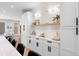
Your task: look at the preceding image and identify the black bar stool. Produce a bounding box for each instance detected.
[28,50,41,56]
[16,43,25,56]
[11,40,16,47]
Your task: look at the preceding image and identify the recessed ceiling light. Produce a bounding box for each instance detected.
[10,5,14,8]
[1,8,6,13]
[48,5,60,14]
[35,11,41,19]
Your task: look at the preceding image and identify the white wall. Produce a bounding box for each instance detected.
[32,3,60,39]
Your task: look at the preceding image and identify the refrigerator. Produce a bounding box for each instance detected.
[60,2,78,56]
[76,2,79,56]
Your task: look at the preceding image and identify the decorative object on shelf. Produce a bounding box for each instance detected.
[32,19,40,26]
[56,14,60,19]
[49,14,60,25]
[52,31,60,41]
[32,20,36,26]
[31,31,36,35]
[36,19,40,25]
[39,32,45,37]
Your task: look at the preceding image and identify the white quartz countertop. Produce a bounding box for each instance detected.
[0,35,21,56]
[29,35,60,44]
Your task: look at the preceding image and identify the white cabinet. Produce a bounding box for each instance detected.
[60,27,76,56]
[47,43,53,56]
[42,40,47,56]
[27,36,34,51]
[42,40,60,56]
[60,3,76,26]
[27,36,60,56]
[33,37,43,55]
[42,40,52,56]
[52,42,60,56]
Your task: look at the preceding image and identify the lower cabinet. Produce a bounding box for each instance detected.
[27,36,34,51]
[46,41,54,56]
[33,37,43,55]
[52,42,60,56]
[42,40,60,56]
[27,36,60,56]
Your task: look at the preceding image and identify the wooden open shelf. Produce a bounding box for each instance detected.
[31,22,60,27]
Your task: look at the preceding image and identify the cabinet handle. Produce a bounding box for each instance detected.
[47,41,52,43]
[36,38,39,40]
[76,27,78,35]
[76,17,78,26]
[29,40,31,44]
[36,42,39,47]
[48,46,51,52]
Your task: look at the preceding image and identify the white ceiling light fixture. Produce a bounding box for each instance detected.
[48,5,60,14]
[35,11,41,19]
[10,5,14,8]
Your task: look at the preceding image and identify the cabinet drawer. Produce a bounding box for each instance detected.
[33,38,43,55]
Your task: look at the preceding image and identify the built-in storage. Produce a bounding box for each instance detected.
[27,3,61,56]
[42,39,60,56]
[26,2,79,56]
[27,35,60,56]
[27,36,35,51]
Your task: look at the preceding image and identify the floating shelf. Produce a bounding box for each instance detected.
[31,22,60,27]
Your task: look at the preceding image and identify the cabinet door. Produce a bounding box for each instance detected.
[27,37,34,50]
[76,3,79,56]
[61,2,76,26]
[52,42,60,56]
[42,40,59,56]
[60,27,76,56]
[21,24,27,47]
[46,41,54,56]
[52,46,59,56]
[42,40,53,56]
[33,37,43,55]
[76,27,79,55]
[46,41,59,56]
[42,40,47,56]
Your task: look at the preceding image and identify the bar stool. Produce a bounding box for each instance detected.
[8,37,12,42]
[16,43,25,56]
[11,40,16,47]
[28,50,41,56]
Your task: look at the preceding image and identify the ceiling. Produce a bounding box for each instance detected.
[0,2,41,12]
[0,2,61,14]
